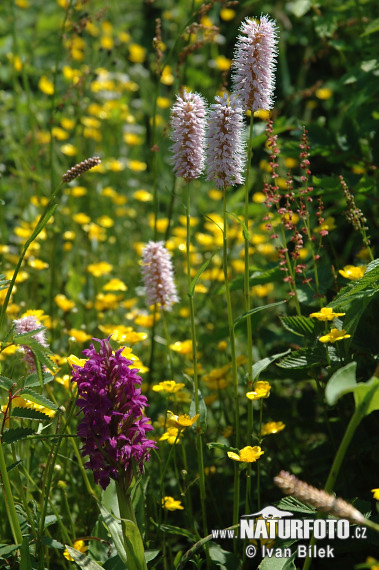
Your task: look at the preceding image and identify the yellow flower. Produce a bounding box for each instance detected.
[103,279,127,291]
[60,144,77,156]
[28,259,49,270]
[86,261,113,277]
[67,354,87,368]
[366,557,379,570]
[52,127,69,140]
[371,489,379,501]
[159,427,183,444]
[97,215,114,228]
[123,132,143,146]
[319,329,351,343]
[68,329,91,343]
[127,160,147,172]
[339,265,366,280]
[162,496,184,511]
[166,410,199,429]
[133,189,152,202]
[70,186,87,198]
[153,381,185,394]
[251,283,274,298]
[261,421,285,436]
[253,110,270,120]
[169,340,193,355]
[215,55,231,71]
[220,8,235,20]
[38,76,54,95]
[98,325,147,345]
[3,396,55,418]
[128,43,146,63]
[246,381,271,400]
[161,65,174,85]
[227,446,264,463]
[309,307,345,321]
[315,87,333,100]
[55,294,75,312]
[63,540,88,561]
[100,36,114,50]
[94,293,122,311]
[314,216,336,233]
[73,212,91,225]
[134,314,157,327]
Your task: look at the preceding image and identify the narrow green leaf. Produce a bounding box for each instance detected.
[280,316,315,337]
[156,523,196,541]
[14,328,46,343]
[234,301,286,329]
[0,544,21,557]
[64,546,104,569]
[189,251,217,296]
[226,211,250,240]
[2,427,35,444]
[252,350,291,381]
[100,505,126,564]
[122,519,146,569]
[18,388,58,411]
[20,537,32,570]
[41,536,65,549]
[189,388,207,431]
[353,377,379,417]
[6,460,22,473]
[11,407,52,421]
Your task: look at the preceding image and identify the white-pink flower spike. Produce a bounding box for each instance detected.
[232,15,279,112]
[141,241,179,311]
[170,90,207,181]
[206,94,246,189]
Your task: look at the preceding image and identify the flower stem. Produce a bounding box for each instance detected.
[116,478,148,570]
[244,115,254,390]
[0,441,23,546]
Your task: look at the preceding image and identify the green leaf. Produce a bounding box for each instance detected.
[189,387,207,431]
[2,427,35,444]
[14,328,46,343]
[233,301,286,329]
[18,388,58,411]
[325,362,379,416]
[0,375,14,391]
[226,211,250,240]
[100,505,126,564]
[353,377,379,416]
[225,265,283,293]
[329,258,379,309]
[122,519,147,570]
[64,546,104,569]
[11,407,52,421]
[189,251,217,296]
[24,372,54,388]
[156,523,196,542]
[252,350,291,381]
[259,550,297,569]
[208,542,242,569]
[280,316,315,337]
[7,460,22,473]
[0,543,21,558]
[277,347,326,369]
[20,537,32,570]
[207,442,232,453]
[41,536,65,549]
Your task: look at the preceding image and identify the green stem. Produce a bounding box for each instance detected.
[186,182,208,538]
[162,311,174,379]
[116,478,148,570]
[244,116,254,389]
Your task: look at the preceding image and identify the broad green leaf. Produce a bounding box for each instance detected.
[0,375,14,391]
[11,407,52,421]
[259,548,297,569]
[277,347,326,369]
[0,544,21,557]
[2,427,35,444]
[64,546,104,569]
[100,505,126,564]
[286,0,311,18]
[18,388,58,411]
[41,537,65,549]
[24,372,54,388]
[145,549,160,563]
[353,377,379,417]
[122,519,146,570]
[208,542,242,569]
[280,316,316,337]
[189,251,217,296]
[325,362,379,416]
[252,350,291,381]
[234,301,286,329]
[103,555,126,570]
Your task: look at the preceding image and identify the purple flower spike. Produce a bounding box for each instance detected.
[170,90,207,181]
[232,15,279,112]
[141,241,179,311]
[71,338,156,490]
[206,94,246,189]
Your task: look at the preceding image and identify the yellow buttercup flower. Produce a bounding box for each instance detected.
[227,446,264,463]
[63,540,88,561]
[319,329,351,343]
[54,294,75,312]
[246,381,271,400]
[339,265,366,280]
[68,329,91,343]
[169,340,193,355]
[166,410,199,429]
[67,355,87,368]
[371,489,379,501]
[153,381,185,394]
[133,189,152,202]
[38,76,54,95]
[98,324,147,345]
[162,496,184,511]
[86,261,113,277]
[309,307,345,321]
[261,421,285,436]
[159,427,183,444]
[103,279,127,291]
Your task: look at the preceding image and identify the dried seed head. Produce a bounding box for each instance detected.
[62,156,101,183]
[274,470,366,525]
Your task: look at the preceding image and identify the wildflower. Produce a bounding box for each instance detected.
[141,241,179,311]
[159,427,183,444]
[309,307,345,321]
[68,329,92,343]
[169,340,193,355]
[319,329,351,343]
[231,15,278,111]
[166,410,199,429]
[339,265,366,280]
[206,94,245,188]
[63,540,88,561]
[86,261,113,277]
[103,278,127,291]
[371,489,379,500]
[13,314,49,371]
[274,471,366,525]
[227,446,264,463]
[38,76,54,95]
[54,294,75,312]
[162,496,184,511]
[67,355,87,368]
[261,421,285,436]
[152,381,185,394]
[133,189,152,202]
[170,90,207,181]
[246,381,271,400]
[71,338,156,489]
[62,156,101,183]
[98,325,147,345]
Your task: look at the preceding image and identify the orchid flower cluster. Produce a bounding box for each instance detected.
[170,15,278,189]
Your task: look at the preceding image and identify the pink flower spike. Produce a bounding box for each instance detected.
[232,15,279,112]
[206,94,246,189]
[170,90,207,181]
[141,241,179,311]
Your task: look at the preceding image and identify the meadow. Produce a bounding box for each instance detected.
[0,0,378,568]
